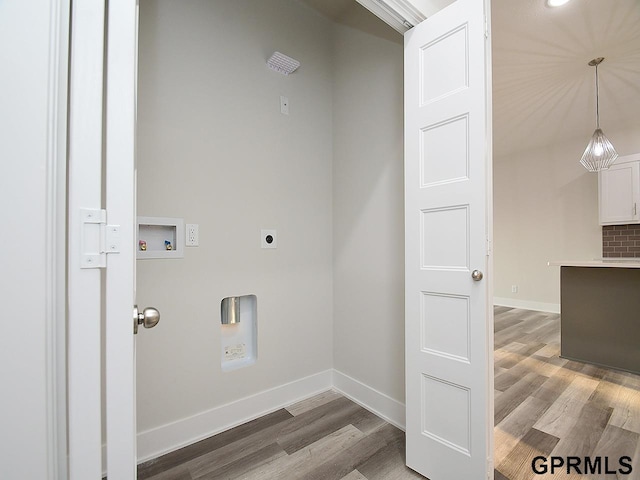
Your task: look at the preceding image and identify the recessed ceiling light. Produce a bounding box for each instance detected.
[547,0,572,6]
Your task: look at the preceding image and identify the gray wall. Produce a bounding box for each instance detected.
[135,0,405,439]
[494,127,640,311]
[136,0,335,433]
[332,22,405,403]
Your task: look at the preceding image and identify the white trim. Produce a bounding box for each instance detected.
[135,370,333,463]
[355,0,453,33]
[67,0,105,478]
[46,0,70,478]
[484,0,495,474]
[105,0,138,478]
[332,370,406,431]
[356,0,423,33]
[493,297,560,314]
[127,369,408,467]
[607,152,640,166]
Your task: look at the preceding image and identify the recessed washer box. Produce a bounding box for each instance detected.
[137,216,184,259]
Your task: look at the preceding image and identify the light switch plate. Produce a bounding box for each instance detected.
[261,229,277,249]
[280,96,289,115]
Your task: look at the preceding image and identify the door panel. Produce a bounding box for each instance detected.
[67,0,106,477]
[405,0,493,478]
[105,0,138,478]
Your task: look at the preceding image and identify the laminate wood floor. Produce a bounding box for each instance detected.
[136,306,640,480]
[494,306,640,480]
[137,390,423,480]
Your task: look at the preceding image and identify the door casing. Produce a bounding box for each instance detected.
[64,1,494,478]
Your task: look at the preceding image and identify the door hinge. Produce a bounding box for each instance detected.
[484,15,489,39]
[80,208,121,269]
[486,235,492,256]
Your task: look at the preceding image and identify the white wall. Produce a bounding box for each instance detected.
[494,127,640,311]
[332,23,405,403]
[136,0,334,436]
[0,1,68,478]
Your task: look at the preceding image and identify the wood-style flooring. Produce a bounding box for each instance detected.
[136,306,640,480]
[494,306,640,480]
[137,390,423,480]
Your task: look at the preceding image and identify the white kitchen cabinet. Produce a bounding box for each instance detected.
[599,153,640,225]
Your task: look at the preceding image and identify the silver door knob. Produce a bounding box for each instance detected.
[133,305,160,334]
[471,270,483,281]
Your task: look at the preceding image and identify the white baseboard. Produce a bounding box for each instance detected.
[136,369,333,463]
[494,297,560,314]
[332,369,406,431]
[102,368,407,472]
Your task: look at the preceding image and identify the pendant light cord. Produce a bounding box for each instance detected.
[595,63,600,129]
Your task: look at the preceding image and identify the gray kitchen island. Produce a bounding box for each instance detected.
[549,260,640,375]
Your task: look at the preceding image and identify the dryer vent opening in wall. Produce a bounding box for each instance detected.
[220,295,257,372]
[267,52,300,75]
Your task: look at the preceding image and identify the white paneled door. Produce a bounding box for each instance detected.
[105,1,139,479]
[404,0,493,479]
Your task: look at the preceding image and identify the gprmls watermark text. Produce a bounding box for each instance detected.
[532,456,633,475]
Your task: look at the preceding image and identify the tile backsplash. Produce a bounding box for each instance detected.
[602,224,640,258]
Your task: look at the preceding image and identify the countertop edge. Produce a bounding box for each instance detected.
[548,260,640,268]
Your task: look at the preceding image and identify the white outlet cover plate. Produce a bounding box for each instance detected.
[186,223,199,246]
[261,229,277,249]
[280,96,289,115]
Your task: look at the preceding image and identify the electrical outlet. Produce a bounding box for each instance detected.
[511,285,518,293]
[261,229,277,249]
[186,224,199,246]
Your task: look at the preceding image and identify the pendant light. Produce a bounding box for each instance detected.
[580,57,618,172]
[547,0,572,6]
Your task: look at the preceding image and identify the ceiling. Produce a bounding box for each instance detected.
[491,0,640,157]
[298,0,640,158]
[297,0,404,43]
[297,0,354,21]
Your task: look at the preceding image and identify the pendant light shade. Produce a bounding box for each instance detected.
[580,128,618,172]
[580,57,618,172]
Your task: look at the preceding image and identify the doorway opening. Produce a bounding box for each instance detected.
[491,0,640,477]
[133,0,408,469]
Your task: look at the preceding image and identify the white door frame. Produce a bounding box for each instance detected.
[67,0,139,478]
[50,2,72,477]
[1,1,70,478]
[104,0,139,478]
[67,0,107,478]
[65,0,494,477]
